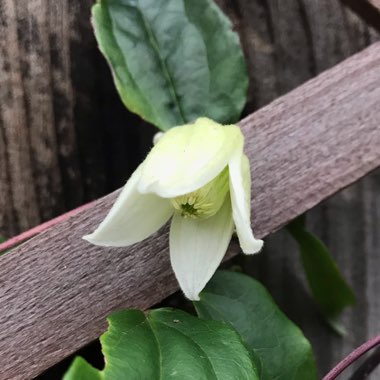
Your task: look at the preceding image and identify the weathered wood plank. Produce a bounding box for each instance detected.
[2,0,379,377]
[342,0,380,32]
[1,42,380,379]
[0,0,111,236]
[0,0,162,239]
[0,0,41,233]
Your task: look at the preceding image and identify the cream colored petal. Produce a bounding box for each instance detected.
[84,164,173,247]
[169,198,234,301]
[138,118,243,198]
[229,153,263,254]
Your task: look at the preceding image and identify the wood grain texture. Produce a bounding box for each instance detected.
[342,0,380,32]
[0,0,161,238]
[1,42,380,380]
[0,0,40,234]
[1,0,380,378]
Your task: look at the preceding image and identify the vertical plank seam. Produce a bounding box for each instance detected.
[6,0,41,229]
[0,115,16,235]
[297,0,317,77]
[258,0,280,97]
[18,0,43,224]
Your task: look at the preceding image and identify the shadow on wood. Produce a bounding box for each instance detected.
[342,0,380,32]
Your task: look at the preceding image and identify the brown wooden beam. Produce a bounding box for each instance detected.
[341,0,380,32]
[1,42,380,380]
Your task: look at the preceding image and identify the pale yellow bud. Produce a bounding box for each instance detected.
[84,117,263,301]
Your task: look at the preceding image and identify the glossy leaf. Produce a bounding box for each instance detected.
[288,220,356,320]
[195,270,318,380]
[182,0,248,124]
[64,357,102,380]
[92,0,248,130]
[64,308,259,379]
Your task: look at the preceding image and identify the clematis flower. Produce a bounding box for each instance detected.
[84,118,263,300]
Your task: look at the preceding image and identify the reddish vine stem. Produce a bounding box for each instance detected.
[0,201,97,254]
[323,335,380,380]
[349,347,380,380]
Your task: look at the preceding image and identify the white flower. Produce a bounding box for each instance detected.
[84,118,263,300]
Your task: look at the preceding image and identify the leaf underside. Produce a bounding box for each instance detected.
[288,220,356,321]
[92,0,248,130]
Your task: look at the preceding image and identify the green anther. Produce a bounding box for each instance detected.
[180,203,197,217]
[171,167,230,220]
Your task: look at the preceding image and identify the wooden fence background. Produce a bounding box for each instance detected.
[0,0,379,378]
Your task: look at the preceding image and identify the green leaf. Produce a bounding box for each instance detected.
[195,270,318,380]
[287,221,356,320]
[92,0,248,131]
[63,357,102,380]
[182,0,248,124]
[64,308,259,379]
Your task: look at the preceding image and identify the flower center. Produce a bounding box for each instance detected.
[171,167,229,220]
